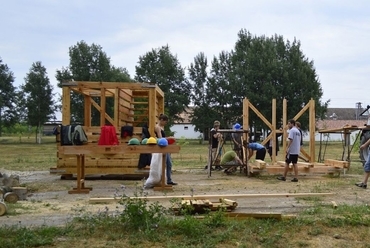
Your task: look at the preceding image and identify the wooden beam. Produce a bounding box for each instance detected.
[248,102,273,130]
[60,144,181,155]
[100,88,106,126]
[89,192,334,203]
[84,95,91,127]
[62,87,71,125]
[90,98,115,126]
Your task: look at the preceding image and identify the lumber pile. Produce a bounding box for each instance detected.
[324,159,350,168]
[171,198,238,214]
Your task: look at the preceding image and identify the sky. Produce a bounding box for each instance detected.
[1,0,370,112]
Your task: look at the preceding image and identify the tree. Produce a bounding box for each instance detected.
[0,57,18,137]
[206,51,236,127]
[22,61,55,143]
[135,45,192,126]
[230,30,328,131]
[188,52,219,138]
[56,41,133,124]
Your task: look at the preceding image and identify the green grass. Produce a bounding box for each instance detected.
[1,136,370,247]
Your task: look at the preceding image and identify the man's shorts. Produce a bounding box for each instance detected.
[364,152,370,172]
[286,154,298,165]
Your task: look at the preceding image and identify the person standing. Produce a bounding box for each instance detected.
[355,138,370,189]
[206,120,223,170]
[277,119,301,182]
[266,128,283,159]
[155,114,177,185]
[231,123,243,159]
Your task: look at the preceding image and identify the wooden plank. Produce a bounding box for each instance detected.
[60,144,180,155]
[254,159,266,169]
[324,159,350,168]
[67,81,157,90]
[266,165,342,174]
[297,162,314,168]
[89,192,334,203]
[62,87,71,125]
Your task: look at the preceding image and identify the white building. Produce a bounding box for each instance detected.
[171,107,202,139]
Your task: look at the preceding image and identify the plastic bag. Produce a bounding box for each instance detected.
[144,153,162,188]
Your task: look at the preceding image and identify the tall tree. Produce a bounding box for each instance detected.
[231,29,328,130]
[56,41,133,124]
[0,57,18,137]
[188,53,218,137]
[207,51,235,127]
[135,45,192,126]
[22,61,55,143]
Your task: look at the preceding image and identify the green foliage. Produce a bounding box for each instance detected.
[135,45,192,126]
[0,57,18,136]
[21,61,56,133]
[56,40,133,124]
[118,186,168,231]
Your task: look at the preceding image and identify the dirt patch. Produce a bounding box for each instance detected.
[1,168,370,227]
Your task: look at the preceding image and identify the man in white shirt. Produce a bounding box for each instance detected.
[277,119,301,182]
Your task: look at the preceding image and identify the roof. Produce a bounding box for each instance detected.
[316,119,368,131]
[175,107,194,124]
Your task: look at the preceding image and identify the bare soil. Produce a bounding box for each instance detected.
[1,167,370,227]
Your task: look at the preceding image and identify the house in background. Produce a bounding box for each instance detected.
[314,106,369,142]
[171,107,202,139]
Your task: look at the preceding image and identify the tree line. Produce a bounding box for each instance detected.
[0,29,328,140]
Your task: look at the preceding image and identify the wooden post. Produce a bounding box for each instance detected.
[272,99,277,164]
[309,99,316,163]
[282,98,287,154]
[153,153,173,191]
[84,95,91,127]
[148,88,156,136]
[68,154,92,194]
[114,88,120,127]
[62,87,71,125]
[100,88,106,126]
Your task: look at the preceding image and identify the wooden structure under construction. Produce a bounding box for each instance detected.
[56,81,165,177]
[243,98,351,175]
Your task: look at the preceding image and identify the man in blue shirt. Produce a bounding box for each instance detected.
[243,140,267,161]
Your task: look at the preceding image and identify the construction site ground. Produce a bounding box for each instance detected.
[1,166,369,227]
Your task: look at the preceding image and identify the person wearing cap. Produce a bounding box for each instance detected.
[155,114,177,185]
[231,123,243,159]
[206,120,223,170]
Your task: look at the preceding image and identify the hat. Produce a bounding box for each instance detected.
[147,137,157,145]
[214,120,220,126]
[128,138,140,145]
[166,137,176,145]
[233,123,241,130]
[141,138,148,145]
[157,138,168,147]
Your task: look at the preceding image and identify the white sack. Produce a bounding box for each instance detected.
[144,153,163,188]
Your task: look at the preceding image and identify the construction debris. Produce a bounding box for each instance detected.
[171,198,238,214]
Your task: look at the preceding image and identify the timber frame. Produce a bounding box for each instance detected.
[243,98,349,175]
[55,81,165,177]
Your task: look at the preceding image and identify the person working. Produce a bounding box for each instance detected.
[155,114,177,185]
[355,137,370,189]
[221,150,243,174]
[266,128,283,159]
[206,120,223,170]
[277,119,301,182]
[244,140,267,161]
[231,123,243,158]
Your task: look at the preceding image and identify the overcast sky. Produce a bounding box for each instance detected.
[1,0,369,110]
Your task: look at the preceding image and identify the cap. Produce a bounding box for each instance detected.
[233,123,241,130]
